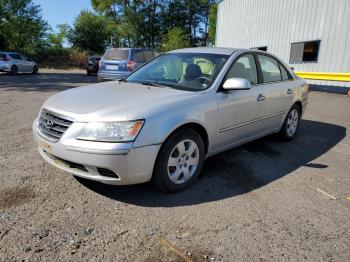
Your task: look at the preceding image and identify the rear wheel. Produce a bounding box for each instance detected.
[279,104,301,141]
[152,128,205,192]
[10,65,18,75]
[32,65,38,74]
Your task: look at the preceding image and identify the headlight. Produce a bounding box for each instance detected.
[76,120,144,142]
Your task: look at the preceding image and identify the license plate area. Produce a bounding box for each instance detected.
[106,65,119,70]
[40,141,52,154]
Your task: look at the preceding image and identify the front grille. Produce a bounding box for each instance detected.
[38,109,73,142]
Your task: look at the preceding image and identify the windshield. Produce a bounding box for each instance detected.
[126,53,229,91]
[103,49,129,61]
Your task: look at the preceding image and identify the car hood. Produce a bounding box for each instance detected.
[42,81,198,122]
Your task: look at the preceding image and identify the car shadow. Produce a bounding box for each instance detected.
[76,119,346,207]
[0,72,99,92]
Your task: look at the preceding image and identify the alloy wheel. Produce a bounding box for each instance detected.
[287,109,299,137]
[167,139,199,185]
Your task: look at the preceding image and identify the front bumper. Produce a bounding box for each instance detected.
[98,70,130,81]
[0,65,10,72]
[32,118,160,185]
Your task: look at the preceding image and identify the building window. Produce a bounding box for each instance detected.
[290,40,320,63]
[251,46,267,51]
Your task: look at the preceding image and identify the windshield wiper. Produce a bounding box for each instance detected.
[119,78,128,82]
[138,81,162,87]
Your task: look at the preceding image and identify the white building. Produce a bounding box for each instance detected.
[215,0,350,93]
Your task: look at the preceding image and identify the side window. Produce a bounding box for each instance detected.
[279,64,292,81]
[225,54,258,85]
[9,54,22,60]
[143,51,155,62]
[133,50,145,62]
[258,55,282,83]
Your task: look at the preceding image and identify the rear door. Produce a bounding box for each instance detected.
[9,53,25,72]
[216,53,266,149]
[256,54,295,131]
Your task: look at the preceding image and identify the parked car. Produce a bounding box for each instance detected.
[33,48,309,192]
[98,48,159,81]
[86,55,101,76]
[0,51,38,75]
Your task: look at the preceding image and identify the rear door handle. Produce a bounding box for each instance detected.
[257,94,265,101]
[287,88,293,94]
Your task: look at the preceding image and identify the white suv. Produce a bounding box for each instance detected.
[0,52,39,75]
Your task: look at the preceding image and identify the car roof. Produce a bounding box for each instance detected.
[168,47,240,55]
[107,48,155,51]
[0,51,21,55]
[167,47,278,56]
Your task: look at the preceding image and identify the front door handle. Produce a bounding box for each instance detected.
[287,88,293,94]
[257,94,265,101]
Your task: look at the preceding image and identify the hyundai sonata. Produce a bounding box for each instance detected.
[32,48,308,192]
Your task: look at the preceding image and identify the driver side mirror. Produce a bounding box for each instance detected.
[223,78,251,91]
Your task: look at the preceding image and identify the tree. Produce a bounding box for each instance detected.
[208,4,217,45]
[48,24,71,50]
[159,27,190,52]
[0,0,49,54]
[0,2,5,49]
[70,10,115,54]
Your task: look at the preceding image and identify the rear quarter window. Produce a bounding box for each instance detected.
[280,64,293,80]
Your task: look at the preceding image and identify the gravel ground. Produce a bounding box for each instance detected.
[0,70,350,262]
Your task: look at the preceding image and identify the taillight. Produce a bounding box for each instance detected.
[127,60,137,71]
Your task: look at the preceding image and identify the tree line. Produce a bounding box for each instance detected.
[0,0,218,58]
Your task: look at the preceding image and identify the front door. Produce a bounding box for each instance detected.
[215,54,266,150]
[20,55,33,72]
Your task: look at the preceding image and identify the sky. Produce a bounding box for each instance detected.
[33,0,94,32]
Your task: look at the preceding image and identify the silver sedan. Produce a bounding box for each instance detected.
[32,48,309,192]
[0,52,39,75]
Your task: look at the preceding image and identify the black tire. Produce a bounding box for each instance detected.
[10,65,18,75]
[32,65,39,74]
[152,128,205,192]
[279,104,301,141]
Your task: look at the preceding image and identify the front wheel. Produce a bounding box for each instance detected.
[279,104,301,141]
[152,128,205,192]
[32,65,38,74]
[10,65,18,75]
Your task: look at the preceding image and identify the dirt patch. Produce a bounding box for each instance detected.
[145,237,216,262]
[0,186,36,209]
